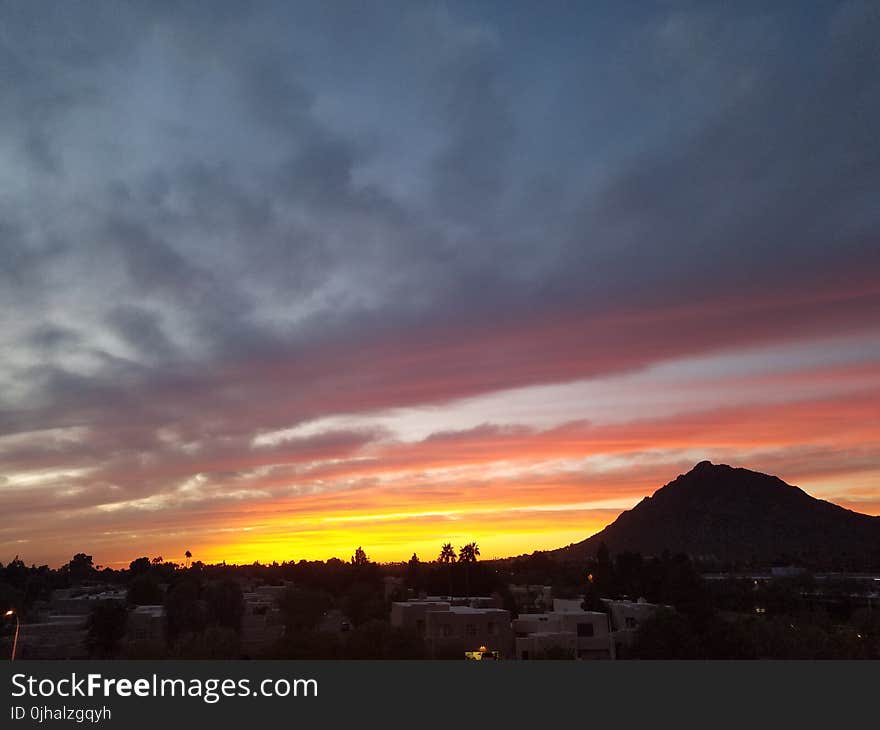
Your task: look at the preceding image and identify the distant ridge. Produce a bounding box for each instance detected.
[553,461,880,568]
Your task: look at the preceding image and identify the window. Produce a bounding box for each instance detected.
[465,623,477,636]
[625,617,637,629]
[577,622,595,637]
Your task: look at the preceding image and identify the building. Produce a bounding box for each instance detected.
[390,600,451,634]
[425,606,513,659]
[11,586,128,659]
[241,590,285,654]
[601,598,663,648]
[126,604,165,643]
[48,587,127,615]
[391,599,512,658]
[15,615,89,659]
[513,599,614,660]
[508,584,553,613]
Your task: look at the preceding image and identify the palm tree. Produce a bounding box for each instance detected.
[184,550,192,568]
[438,543,456,563]
[438,543,457,598]
[458,542,480,599]
[458,542,480,563]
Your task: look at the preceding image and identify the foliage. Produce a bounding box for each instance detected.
[342,581,386,627]
[171,626,240,659]
[277,587,333,632]
[66,553,95,584]
[458,542,480,563]
[204,579,244,633]
[270,630,342,659]
[164,576,207,642]
[86,601,129,658]
[351,547,370,566]
[438,543,457,564]
[345,619,425,659]
[127,573,164,606]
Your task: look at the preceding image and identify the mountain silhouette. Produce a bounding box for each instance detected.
[555,461,880,568]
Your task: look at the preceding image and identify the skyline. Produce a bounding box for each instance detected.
[2,1,879,567]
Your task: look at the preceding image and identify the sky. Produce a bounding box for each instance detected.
[1,1,879,568]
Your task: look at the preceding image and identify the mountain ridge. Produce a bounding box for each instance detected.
[551,461,880,568]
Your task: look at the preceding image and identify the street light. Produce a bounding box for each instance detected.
[4,609,19,661]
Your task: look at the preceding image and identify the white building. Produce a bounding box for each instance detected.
[601,598,663,647]
[390,600,451,634]
[513,599,614,660]
[508,584,553,613]
[391,599,512,658]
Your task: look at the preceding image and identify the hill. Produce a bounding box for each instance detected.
[554,461,880,568]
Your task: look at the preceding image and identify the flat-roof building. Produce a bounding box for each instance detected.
[513,599,613,660]
[391,599,512,658]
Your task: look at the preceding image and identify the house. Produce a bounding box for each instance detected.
[513,599,614,660]
[390,600,451,634]
[14,615,89,659]
[241,591,284,653]
[601,598,662,648]
[508,584,553,613]
[126,604,165,643]
[424,606,513,659]
[391,599,512,658]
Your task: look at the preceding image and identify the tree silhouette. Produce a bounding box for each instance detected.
[278,586,332,633]
[438,543,457,598]
[66,553,95,584]
[343,581,386,627]
[590,541,615,604]
[351,546,369,566]
[164,577,206,642]
[438,543,457,563]
[86,601,128,658]
[129,557,151,576]
[127,573,163,606]
[458,542,480,598]
[204,579,244,634]
[184,550,192,568]
[406,553,421,591]
[458,542,480,563]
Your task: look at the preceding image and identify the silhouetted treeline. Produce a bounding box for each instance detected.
[3,545,879,659]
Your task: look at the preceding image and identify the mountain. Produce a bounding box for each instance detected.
[554,461,880,568]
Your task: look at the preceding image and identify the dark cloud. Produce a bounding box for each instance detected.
[106,305,177,361]
[26,325,82,352]
[429,26,515,225]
